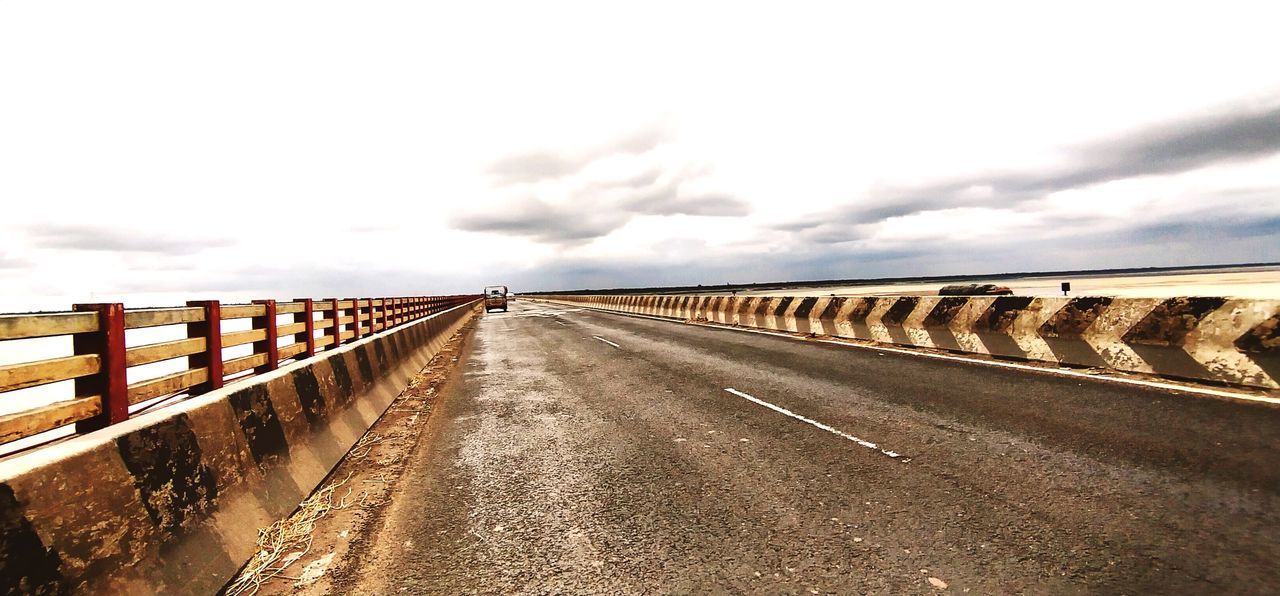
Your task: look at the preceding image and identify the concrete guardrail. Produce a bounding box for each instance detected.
[0,300,481,593]
[528,294,1279,390]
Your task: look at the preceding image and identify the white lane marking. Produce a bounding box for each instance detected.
[504,307,588,319]
[724,388,908,462]
[548,304,1279,406]
[592,335,621,348]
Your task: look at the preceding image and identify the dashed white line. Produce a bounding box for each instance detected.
[724,388,908,462]
[592,335,621,348]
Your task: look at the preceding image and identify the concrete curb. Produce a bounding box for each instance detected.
[0,301,481,594]
[530,294,1280,390]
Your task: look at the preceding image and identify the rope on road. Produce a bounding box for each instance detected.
[223,471,355,596]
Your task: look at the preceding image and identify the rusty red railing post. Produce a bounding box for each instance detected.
[72,303,128,432]
[252,299,278,373]
[349,298,363,341]
[187,300,224,393]
[294,298,316,357]
[324,298,343,349]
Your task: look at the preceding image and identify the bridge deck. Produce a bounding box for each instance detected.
[317,300,1280,594]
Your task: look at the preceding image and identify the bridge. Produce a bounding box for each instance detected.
[0,292,1277,593]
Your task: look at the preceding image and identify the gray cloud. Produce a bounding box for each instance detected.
[455,181,750,244]
[486,123,671,185]
[25,224,233,255]
[588,166,664,191]
[206,105,1273,295]
[0,254,31,270]
[462,130,750,245]
[486,152,584,186]
[620,172,750,217]
[453,198,631,243]
[1121,212,1280,244]
[631,192,749,217]
[784,102,1280,228]
[517,209,1280,293]
[1058,104,1280,187]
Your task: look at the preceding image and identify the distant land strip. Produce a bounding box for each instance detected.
[530,261,1280,296]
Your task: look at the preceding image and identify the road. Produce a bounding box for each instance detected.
[333,300,1280,594]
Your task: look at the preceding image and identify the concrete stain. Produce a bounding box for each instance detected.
[881,297,920,326]
[115,414,218,534]
[845,298,876,323]
[373,340,389,373]
[354,346,376,385]
[772,297,794,317]
[0,483,66,595]
[1235,313,1280,380]
[228,385,291,469]
[291,368,328,429]
[329,355,355,399]
[1039,297,1113,337]
[923,297,969,327]
[793,297,818,320]
[1123,297,1228,347]
[976,297,1035,333]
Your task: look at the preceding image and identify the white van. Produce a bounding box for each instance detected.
[484,286,509,312]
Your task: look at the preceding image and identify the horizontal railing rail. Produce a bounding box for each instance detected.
[0,294,479,451]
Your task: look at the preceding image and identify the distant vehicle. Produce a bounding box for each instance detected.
[938,283,1013,296]
[484,286,509,312]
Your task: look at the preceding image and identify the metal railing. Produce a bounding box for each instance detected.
[0,295,478,451]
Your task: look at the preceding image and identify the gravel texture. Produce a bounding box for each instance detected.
[321,301,1280,594]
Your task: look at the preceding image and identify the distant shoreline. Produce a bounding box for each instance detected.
[530,261,1280,296]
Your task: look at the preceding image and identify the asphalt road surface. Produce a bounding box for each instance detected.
[337,300,1280,594]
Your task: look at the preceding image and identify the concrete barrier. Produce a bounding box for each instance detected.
[0,301,480,594]
[530,294,1280,390]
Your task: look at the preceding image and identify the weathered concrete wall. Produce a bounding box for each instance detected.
[532,294,1280,390]
[0,301,481,594]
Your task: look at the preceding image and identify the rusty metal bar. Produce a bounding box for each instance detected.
[72,303,128,432]
[325,298,343,349]
[252,299,279,373]
[187,300,224,393]
[294,298,315,358]
[349,298,362,341]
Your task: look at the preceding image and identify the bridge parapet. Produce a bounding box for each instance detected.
[528,294,1280,390]
[0,296,481,593]
[0,295,477,453]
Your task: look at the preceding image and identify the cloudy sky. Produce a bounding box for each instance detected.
[2,1,1279,308]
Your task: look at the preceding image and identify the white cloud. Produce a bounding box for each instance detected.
[1,0,1279,304]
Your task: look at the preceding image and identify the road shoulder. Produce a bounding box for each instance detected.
[222,317,477,595]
